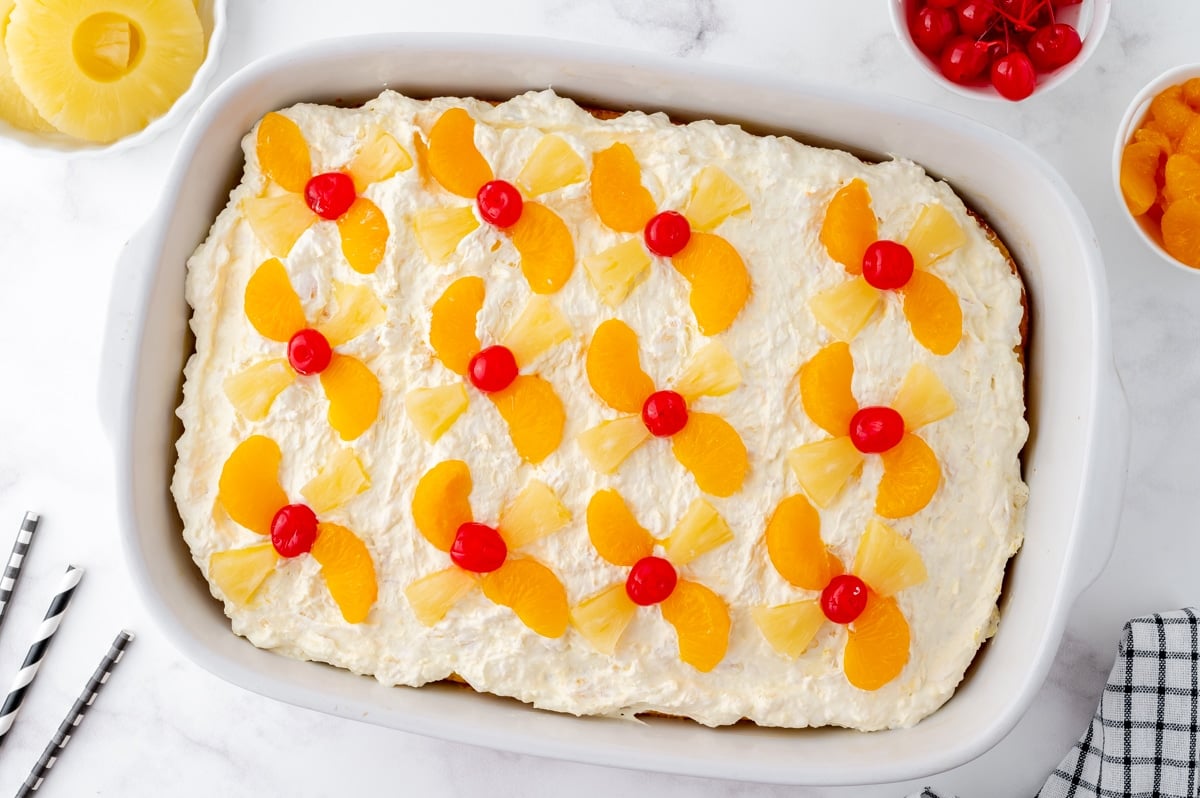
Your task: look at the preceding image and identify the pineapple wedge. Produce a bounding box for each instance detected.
[300,448,370,515]
[571,583,638,655]
[500,296,571,368]
[673,341,741,401]
[583,239,652,306]
[753,601,826,659]
[787,436,864,508]
[663,499,732,566]
[412,205,479,263]
[346,126,412,192]
[683,166,750,231]
[890,363,955,431]
[516,134,587,197]
[904,204,966,270]
[578,416,650,474]
[498,480,571,550]
[223,359,294,421]
[809,276,882,342]
[209,544,280,606]
[316,282,386,348]
[852,520,927,597]
[405,567,478,626]
[404,384,469,443]
[243,194,317,258]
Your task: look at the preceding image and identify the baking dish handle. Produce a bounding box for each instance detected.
[1067,365,1130,599]
[97,222,156,444]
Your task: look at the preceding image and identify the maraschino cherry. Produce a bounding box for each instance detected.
[304,172,356,220]
[270,504,319,557]
[450,523,508,573]
[626,556,678,606]
[821,574,869,624]
[642,390,689,437]
[644,211,691,257]
[467,346,518,393]
[849,406,905,454]
[288,329,333,375]
[477,180,524,228]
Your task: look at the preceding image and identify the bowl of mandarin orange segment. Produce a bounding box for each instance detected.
[1116,64,1200,272]
[0,0,225,155]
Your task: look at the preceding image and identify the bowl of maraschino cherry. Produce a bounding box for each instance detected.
[889,0,1110,101]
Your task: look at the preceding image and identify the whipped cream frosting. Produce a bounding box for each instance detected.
[172,90,1028,731]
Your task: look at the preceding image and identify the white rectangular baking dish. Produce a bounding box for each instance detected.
[99,35,1129,785]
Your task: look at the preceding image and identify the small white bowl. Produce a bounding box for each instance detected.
[0,0,226,157]
[1112,63,1200,274]
[888,0,1110,102]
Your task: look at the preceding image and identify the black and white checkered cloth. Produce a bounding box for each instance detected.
[914,608,1200,798]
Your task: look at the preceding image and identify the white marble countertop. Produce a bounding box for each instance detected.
[0,1,1197,795]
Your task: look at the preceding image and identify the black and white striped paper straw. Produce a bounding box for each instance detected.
[0,565,84,746]
[17,631,133,796]
[0,512,41,637]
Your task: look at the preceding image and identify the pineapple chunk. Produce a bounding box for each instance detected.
[498,480,571,550]
[404,384,469,443]
[405,567,478,626]
[663,499,732,566]
[571,583,638,655]
[500,296,571,368]
[346,126,412,192]
[0,0,52,133]
[412,205,479,263]
[583,239,652,306]
[890,363,955,431]
[904,204,966,270]
[673,341,741,401]
[852,520,927,597]
[223,359,294,421]
[300,448,370,515]
[787,436,864,508]
[516,134,587,197]
[578,416,650,474]
[243,194,317,257]
[809,276,882,342]
[316,281,386,348]
[209,544,280,606]
[752,601,826,659]
[683,166,750,231]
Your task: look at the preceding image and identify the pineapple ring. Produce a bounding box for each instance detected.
[6,0,204,143]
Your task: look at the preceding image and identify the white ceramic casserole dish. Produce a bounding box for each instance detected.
[99,34,1128,786]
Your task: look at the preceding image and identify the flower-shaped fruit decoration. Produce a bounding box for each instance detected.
[405,460,570,637]
[578,319,747,498]
[405,276,570,464]
[585,144,751,335]
[223,258,382,441]
[788,342,955,518]
[752,493,927,690]
[208,435,378,624]
[811,178,967,355]
[243,113,411,274]
[410,108,581,294]
[571,490,733,672]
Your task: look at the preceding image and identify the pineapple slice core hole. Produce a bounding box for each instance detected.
[74,14,142,82]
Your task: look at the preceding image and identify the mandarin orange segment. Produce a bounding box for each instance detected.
[487,374,565,464]
[1150,85,1197,140]
[820,179,877,274]
[1121,141,1166,216]
[412,460,474,552]
[256,112,311,193]
[765,494,842,591]
[844,592,911,691]
[577,416,651,474]
[1185,78,1200,110]
[509,201,574,294]
[243,194,318,258]
[671,411,748,498]
[1134,126,1173,155]
[586,489,655,566]
[663,498,732,566]
[799,341,858,436]
[320,354,381,441]
[430,276,484,376]
[1164,154,1200,205]
[876,433,941,518]
[1162,198,1200,269]
[218,435,288,536]
[481,557,569,638]
[901,270,963,356]
[586,319,655,413]
[245,258,306,343]
[752,600,827,659]
[660,579,731,673]
[571,583,638,655]
[670,232,751,336]
[405,567,478,626]
[208,544,280,606]
[311,522,377,624]
[1180,118,1200,159]
[590,142,658,232]
[426,107,493,197]
[852,519,928,598]
[787,436,865,508]
[338,197,389,274]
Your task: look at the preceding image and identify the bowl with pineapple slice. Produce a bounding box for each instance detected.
[0,0,226,154]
